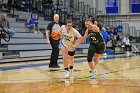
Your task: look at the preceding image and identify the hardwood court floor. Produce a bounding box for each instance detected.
[0,54,140,93]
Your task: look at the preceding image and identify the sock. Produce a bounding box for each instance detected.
[69,66,73,69]
[65,68,69,71]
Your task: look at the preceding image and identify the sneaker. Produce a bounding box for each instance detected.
[90,70,97,79]
[64,70,70,78]
[69,69,74,76]
[49,64,60,68]
[126,51,130,56]
[53,65,61,68]
[103,53,107,56]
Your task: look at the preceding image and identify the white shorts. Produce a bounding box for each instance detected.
[60,42,75,51]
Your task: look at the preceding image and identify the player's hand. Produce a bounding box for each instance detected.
[71,44,76,48]
[47,39,50,44]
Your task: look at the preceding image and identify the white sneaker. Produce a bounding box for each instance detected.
[64,70,70,78]
[90,70,97,79]
[104,53,107,56]
[126,51,130,56]
[69,69,74,76]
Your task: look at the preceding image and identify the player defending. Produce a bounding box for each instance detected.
[72,19,106,79]
[60,19,82,78]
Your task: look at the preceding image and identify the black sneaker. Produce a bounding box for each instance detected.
[49,64,54,68]
[53,65,60,68]
[49,64,60,68]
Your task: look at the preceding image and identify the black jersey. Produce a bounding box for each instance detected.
[88,30,104,44]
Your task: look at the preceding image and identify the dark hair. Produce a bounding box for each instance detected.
[65,19,72,25]
[84,19,91,22]
[92,18,97,24]
[72,24,76,28]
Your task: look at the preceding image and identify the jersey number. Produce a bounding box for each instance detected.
[91,36,97,41]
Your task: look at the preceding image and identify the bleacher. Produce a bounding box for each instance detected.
[0,11,89,62]
[0,0,90,62]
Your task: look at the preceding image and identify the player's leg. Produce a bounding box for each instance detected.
[94,53,101,65]
[68,51,75,76]
[89,53,102,79]
[61,48,69,68]
[87,49,97,78]
[94,43,106,65]
[61,47,70,78]
[87,48,95,70]
[91,43,106,79]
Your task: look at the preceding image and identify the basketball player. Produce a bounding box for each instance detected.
[60,19,82,78]
[72,19,106,79]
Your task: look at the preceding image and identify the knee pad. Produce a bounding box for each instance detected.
[68,51,75,56]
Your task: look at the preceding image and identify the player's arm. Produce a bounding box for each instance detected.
[92,25,100,32]
[83,29,89,40]
[72,29,89,47]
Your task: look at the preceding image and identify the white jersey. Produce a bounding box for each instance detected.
[60,25,81,51]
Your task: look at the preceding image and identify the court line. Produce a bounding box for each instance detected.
[0,55,139,87]
[54,66,140,80]
[0,56,140,86]
[1,66,140,87]
[0,55,139,71]
[100,63,139,87]
[23,55,140,87]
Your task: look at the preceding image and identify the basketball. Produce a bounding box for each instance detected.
[51,30,61,40]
